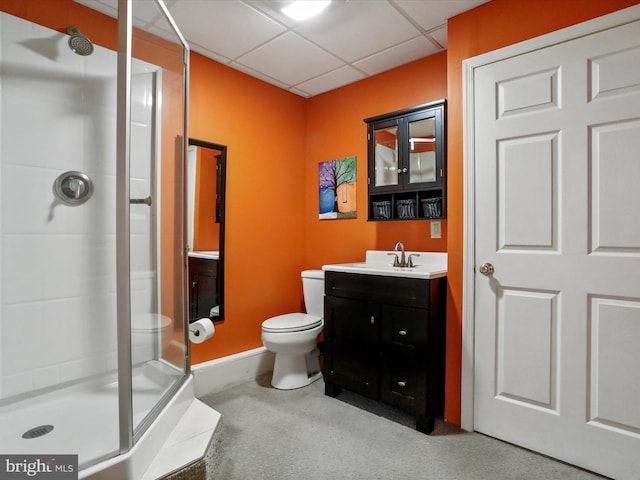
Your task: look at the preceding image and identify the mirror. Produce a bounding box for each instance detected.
[408,117,436,184]
[187,138,226,322]
[374,125,399,187]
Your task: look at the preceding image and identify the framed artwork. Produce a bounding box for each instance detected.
[319,156,356,219]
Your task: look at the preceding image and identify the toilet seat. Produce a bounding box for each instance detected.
[262,313,322,333]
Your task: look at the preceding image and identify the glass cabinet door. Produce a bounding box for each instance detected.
[408,116,437,185]
[373,122,399,188]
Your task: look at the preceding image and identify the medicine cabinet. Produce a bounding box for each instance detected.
[364,100,446,221]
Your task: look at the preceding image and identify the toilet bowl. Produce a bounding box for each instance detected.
[261,270,324,390]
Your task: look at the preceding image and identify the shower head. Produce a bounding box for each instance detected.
[67,26,94,56]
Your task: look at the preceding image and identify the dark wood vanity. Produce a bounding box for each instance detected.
[322,271,446,434]
[188,255,219,322]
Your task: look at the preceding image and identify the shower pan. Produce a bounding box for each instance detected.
[0,0,193,477]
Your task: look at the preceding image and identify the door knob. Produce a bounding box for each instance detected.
[479,263,494,276]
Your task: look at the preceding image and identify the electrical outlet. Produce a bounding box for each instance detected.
[431,220,441,239]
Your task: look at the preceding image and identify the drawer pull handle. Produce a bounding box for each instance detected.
[370,316,375,325]
[398,330,407,336]
[397,381,407,387]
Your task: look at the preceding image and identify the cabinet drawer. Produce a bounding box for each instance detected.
[325,271,430,309]
[380,354,427,411]
[382,304,428,347]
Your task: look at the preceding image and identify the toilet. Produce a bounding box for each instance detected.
[261,269,324,390]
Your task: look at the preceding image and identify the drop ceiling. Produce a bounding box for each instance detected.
[75,0,490,97]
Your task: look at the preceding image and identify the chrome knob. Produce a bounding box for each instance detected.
[53,171,93,206]
[479,263,494,276]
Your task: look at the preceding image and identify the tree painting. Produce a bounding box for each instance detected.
[319,156,356,219]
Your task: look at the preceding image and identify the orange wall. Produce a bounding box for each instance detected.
[193,146,219,251]
[304,52,449,270]
[445,0,640,425]
[188,52,308,363]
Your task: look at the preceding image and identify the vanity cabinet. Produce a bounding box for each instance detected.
[188,256,218,322]
[323,271,445,434]
[364,100,446,221]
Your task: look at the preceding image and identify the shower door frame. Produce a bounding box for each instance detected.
[115,0,191,454]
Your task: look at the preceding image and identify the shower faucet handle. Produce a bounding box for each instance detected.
[67,177,85,199]
[53,171,93,206]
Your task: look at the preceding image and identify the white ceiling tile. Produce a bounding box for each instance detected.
[244,0,305,28]
[190,45,232,66]
[74,0,490,97]
[167,0,286,59]
[429,25,447,49]
[295,65,366,96]
[394,0,491,30]
[75,0,164,25]
[353,36,441,76]
[228,61,292,90]
[295,1,420,62]
[236,31,343,86]
[289,87,313,98]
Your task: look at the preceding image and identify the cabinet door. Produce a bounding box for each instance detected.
[379,304,428,413]
[194,272,217,319]
[188,272,198,322]
[369,118,401,192]
[405,107,444,190]
[188,257,218,322]
[324,296,379,398]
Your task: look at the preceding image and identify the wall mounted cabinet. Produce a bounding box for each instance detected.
[365,100,446,221]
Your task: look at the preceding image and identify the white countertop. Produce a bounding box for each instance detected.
[188,251,219,260]
[322,250,447,279]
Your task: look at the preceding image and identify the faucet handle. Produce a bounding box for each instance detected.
[387,252,400,267]
[408,253,420,268]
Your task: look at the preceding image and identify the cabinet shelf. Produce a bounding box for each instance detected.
[369,191,443,221]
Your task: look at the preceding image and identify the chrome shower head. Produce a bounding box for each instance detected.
[67,26,94,56]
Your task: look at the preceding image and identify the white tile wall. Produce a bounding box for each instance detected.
[0,13,160,399]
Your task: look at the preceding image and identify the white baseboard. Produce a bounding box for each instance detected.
[191,347,275,398]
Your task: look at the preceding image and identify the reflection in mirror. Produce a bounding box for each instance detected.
[408,118,436,183]
[374,125,398,187]
[187,138,226,322]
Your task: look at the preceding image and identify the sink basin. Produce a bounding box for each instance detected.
[322,251,447,279]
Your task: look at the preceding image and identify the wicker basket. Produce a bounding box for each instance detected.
[420,197,442,218]
[371,200,391,220]
[395,199,416,219]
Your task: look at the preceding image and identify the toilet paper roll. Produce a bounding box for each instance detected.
[189,318,215,344]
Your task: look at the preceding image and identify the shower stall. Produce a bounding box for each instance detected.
[0,0,192,476]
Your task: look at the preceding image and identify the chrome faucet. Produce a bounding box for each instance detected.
[394,241,406,267]
[388,241,420,268]
[387,241,407,267]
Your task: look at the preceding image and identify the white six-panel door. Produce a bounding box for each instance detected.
[470,14,640,480]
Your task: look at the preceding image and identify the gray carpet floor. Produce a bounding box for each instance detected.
[200,375,604,480]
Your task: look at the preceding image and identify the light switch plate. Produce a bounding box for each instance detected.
[431,220,442,239]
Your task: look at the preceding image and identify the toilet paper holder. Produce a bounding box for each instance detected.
[189,318,215,343]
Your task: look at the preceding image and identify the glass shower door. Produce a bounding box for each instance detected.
[124,0,190,440]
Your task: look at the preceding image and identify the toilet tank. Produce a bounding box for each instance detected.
[301,269,325,318]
